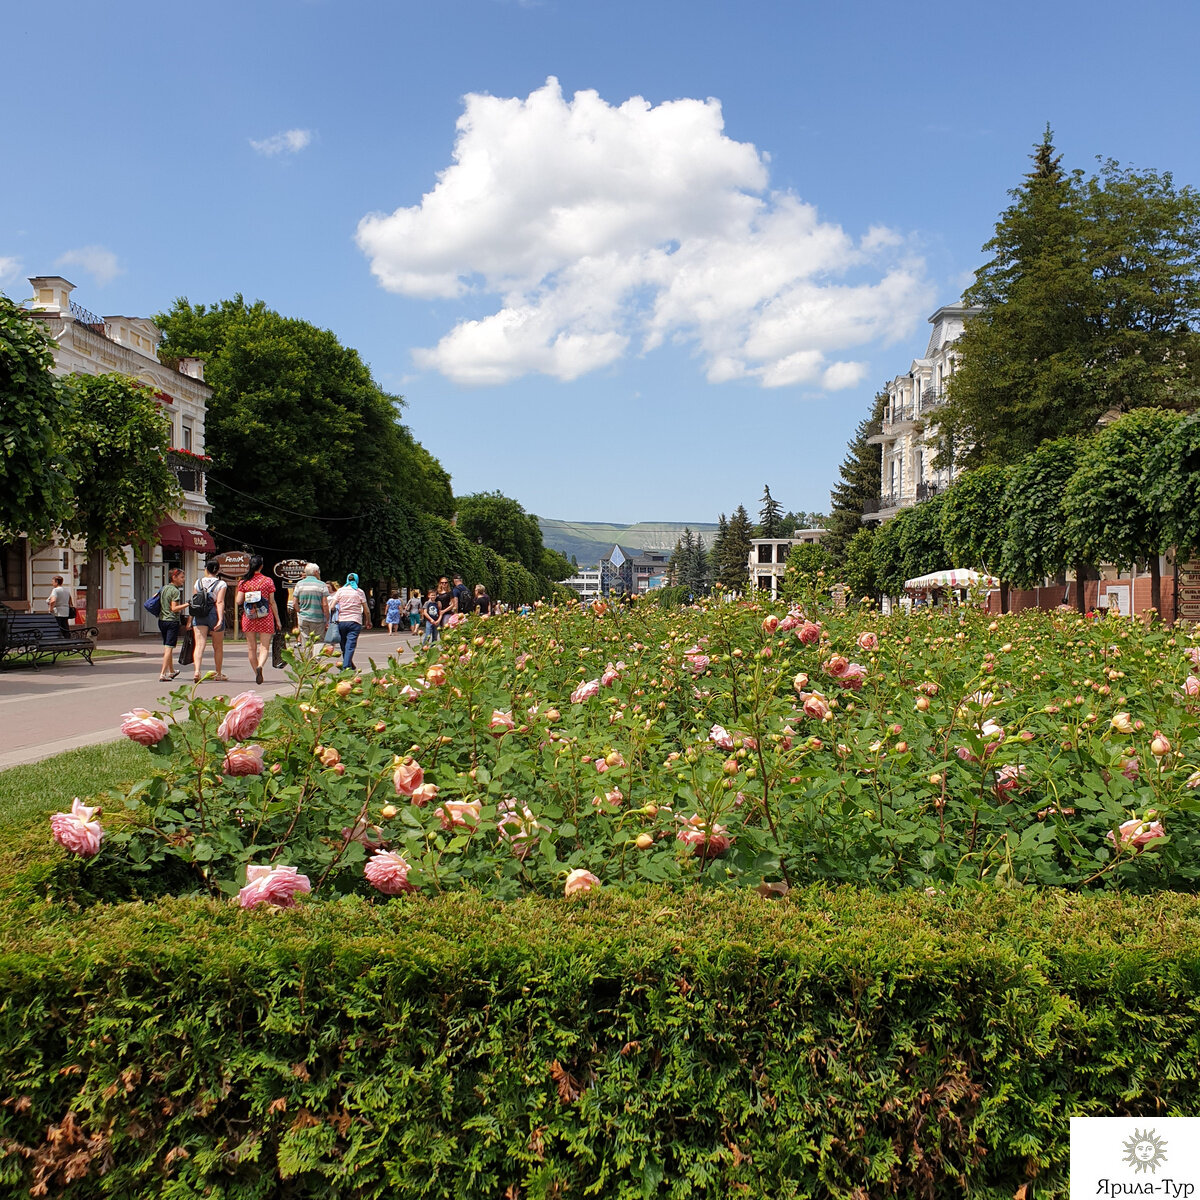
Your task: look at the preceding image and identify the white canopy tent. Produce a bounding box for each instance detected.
[904,569,1000,591]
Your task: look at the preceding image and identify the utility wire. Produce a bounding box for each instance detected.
[206,475,366,522]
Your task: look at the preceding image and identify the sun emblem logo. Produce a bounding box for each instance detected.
[1122,1128,1167,1173]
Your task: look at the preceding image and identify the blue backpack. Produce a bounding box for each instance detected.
[143,591,163,617]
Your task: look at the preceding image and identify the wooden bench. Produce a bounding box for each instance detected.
[0,610,96,668]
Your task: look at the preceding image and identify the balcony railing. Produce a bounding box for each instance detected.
[69,299,108,336]
[171,463,206,496]
[915,481,940,501]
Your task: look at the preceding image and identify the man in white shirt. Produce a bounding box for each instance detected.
[47,575,73,636]
[290,563,331,651]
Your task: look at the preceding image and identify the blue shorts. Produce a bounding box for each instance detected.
[159,619,181,646]
[192,610,222,629]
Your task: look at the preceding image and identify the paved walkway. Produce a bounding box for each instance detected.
[0,629,421,769]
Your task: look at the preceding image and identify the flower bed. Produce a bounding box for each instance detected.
[35,598,1200,905]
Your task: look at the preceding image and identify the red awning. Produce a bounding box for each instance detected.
[158,519,216,552]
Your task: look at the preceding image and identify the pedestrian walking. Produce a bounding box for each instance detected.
[421,587,440,644]
[331,572,371,670]
[290,563,330,649]
[157,567,188,681]
[189,560,228,681]
[451,574,473,616]
[385,590,403,634]
[46,575,73,637]
[408,592,422,634]
[236,554,281,685]
[473,583,492,616]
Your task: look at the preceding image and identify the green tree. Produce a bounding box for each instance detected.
[871,512,909,598]
[936,132,1200,468]
[898,493,950,586]
[710,513,729,582]
[60,374,181,626]
[669,528,710,596]
[718,505,753,591]
[1000,438,1083,603]
[455,491,543,574]
[1064,408,1184,614]
[780,542,828,603]
[757,485,785,538]
[155,297,453,565]
[0,296,71,541]
[540,546,573,583]
[839,526,878,603]
[825,392,886,563]
[940,464,1014,609]
[1147,409,1200,561]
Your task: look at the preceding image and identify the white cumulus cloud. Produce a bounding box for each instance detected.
[357,78,931,389]
[249,128,313,156]
[55,245,123,287]
[0,255,23,290]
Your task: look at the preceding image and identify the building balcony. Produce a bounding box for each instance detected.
[169,449,211,497]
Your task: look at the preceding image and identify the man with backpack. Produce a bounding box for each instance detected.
[188,559,228,681]
[451,574,474,617]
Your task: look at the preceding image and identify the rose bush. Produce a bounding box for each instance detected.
[50,596,1200,903]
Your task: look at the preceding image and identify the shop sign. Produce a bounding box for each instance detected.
[1179,560,1200,621]
[274,559,308,582]
[215,550,251,581]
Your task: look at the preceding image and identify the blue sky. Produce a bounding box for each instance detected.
[5,0,1200,524]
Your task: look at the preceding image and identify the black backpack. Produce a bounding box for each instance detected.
[188,579,216,620]
[453,583,474,614]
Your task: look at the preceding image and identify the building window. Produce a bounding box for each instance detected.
[778,545,789,561]
[757,576,772,591]
[1,540,28,602]
[757,544,772,563]
[182,423,193,452]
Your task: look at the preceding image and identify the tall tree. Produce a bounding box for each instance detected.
[155,297,453,564]
[839,526,878,603]
[710,513,729,582]
[59,374,181,627]
[935,132,1200,467]
[1063,409,1184,613]
[825,391,886,564]
[455,491,543,575]
[1148,409,1200,562]
[757,485,785,538]
[0,295,72,541]
[1000,438,1083,600]
[934,129,1093,467]
[718,505,753,591]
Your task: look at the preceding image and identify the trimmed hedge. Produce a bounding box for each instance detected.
[2,888,1199,1198]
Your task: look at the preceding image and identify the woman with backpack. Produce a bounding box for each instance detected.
[331,572,371,670]
[235,554,281,684]
[189,560,228,682]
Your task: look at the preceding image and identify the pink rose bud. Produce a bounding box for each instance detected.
[762,615,779,634]
[223,744,265,776]
[1151,733,1171,757]
[120,708,169,746]
[425,664,447,686]
[393,757,425,795]
[564,868,601,897]
[50,798,104,857]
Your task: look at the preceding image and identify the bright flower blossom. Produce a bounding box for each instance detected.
[237,864,311,909]
[802,694,829,720]
[856,631,878,651]
[1107,817,1165,853]
[364,850,416,895]
[425,664,447,686]
[564,868,600,897]
[393,757,424,795]
[825,655,849,679]
[223,744,265,776]
[1111,712,1134,734]
[709,724,734,751]
[120,708,169,746]
[797,621,821,645]
[489,709,516,736]
[1184,675,1200,697]
[50,799,104,857]
[410,782,440,806]
[762,615,779,634]
[571,678,600,704]
[676,813,732,857]
[218,691,265,742]
[438,798,482,830]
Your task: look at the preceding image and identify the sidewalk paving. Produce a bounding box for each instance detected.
[0,629,421,770]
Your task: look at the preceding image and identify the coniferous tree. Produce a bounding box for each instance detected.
[825,391,886,564]
[758,485,784,538]
[711,513,729,579]
[719,505,753,591]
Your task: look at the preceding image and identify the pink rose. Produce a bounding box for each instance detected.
[399,684,423,703]
[411,782,439,806]
[676,813,732,858]
[1186,648,1200,668]
[237,864,311,909]
[425,664,447,686]
[803,695,829,720]
[709,724,734,751]
[601,661,625,688]
[761,615,779,634]
[223,744,265,776]
[438,799,481,830]
[1107,818,1165,852]
[120,708,169,746]
[50,798,104,857]
[825,655,849,679]
[564,868,600,897]
[489,709,515,736]
[857,631,878,651]
[797,621,821,645]
[364,850,416,895]
[838,662,867,690]
[1185,675,1200,697]
[393,757,425,795]
[1120,756,1141,781]
[686,654,710,675]
[571,678,600,704]
[594,758,608,774]
[498,801,544,858]
[218,691,265,742]
[994,763,1027,796]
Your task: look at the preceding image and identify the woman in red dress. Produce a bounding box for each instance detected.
[235,555,281,684]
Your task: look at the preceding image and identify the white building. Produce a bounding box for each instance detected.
[1,276,215,637]
[747,529,826,599]
[560,568,602,600]
[865,305,979,522]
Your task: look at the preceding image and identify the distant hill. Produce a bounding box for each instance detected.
[539,518,720,568]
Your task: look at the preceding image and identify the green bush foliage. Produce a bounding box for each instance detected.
[1,888,1197,1198]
